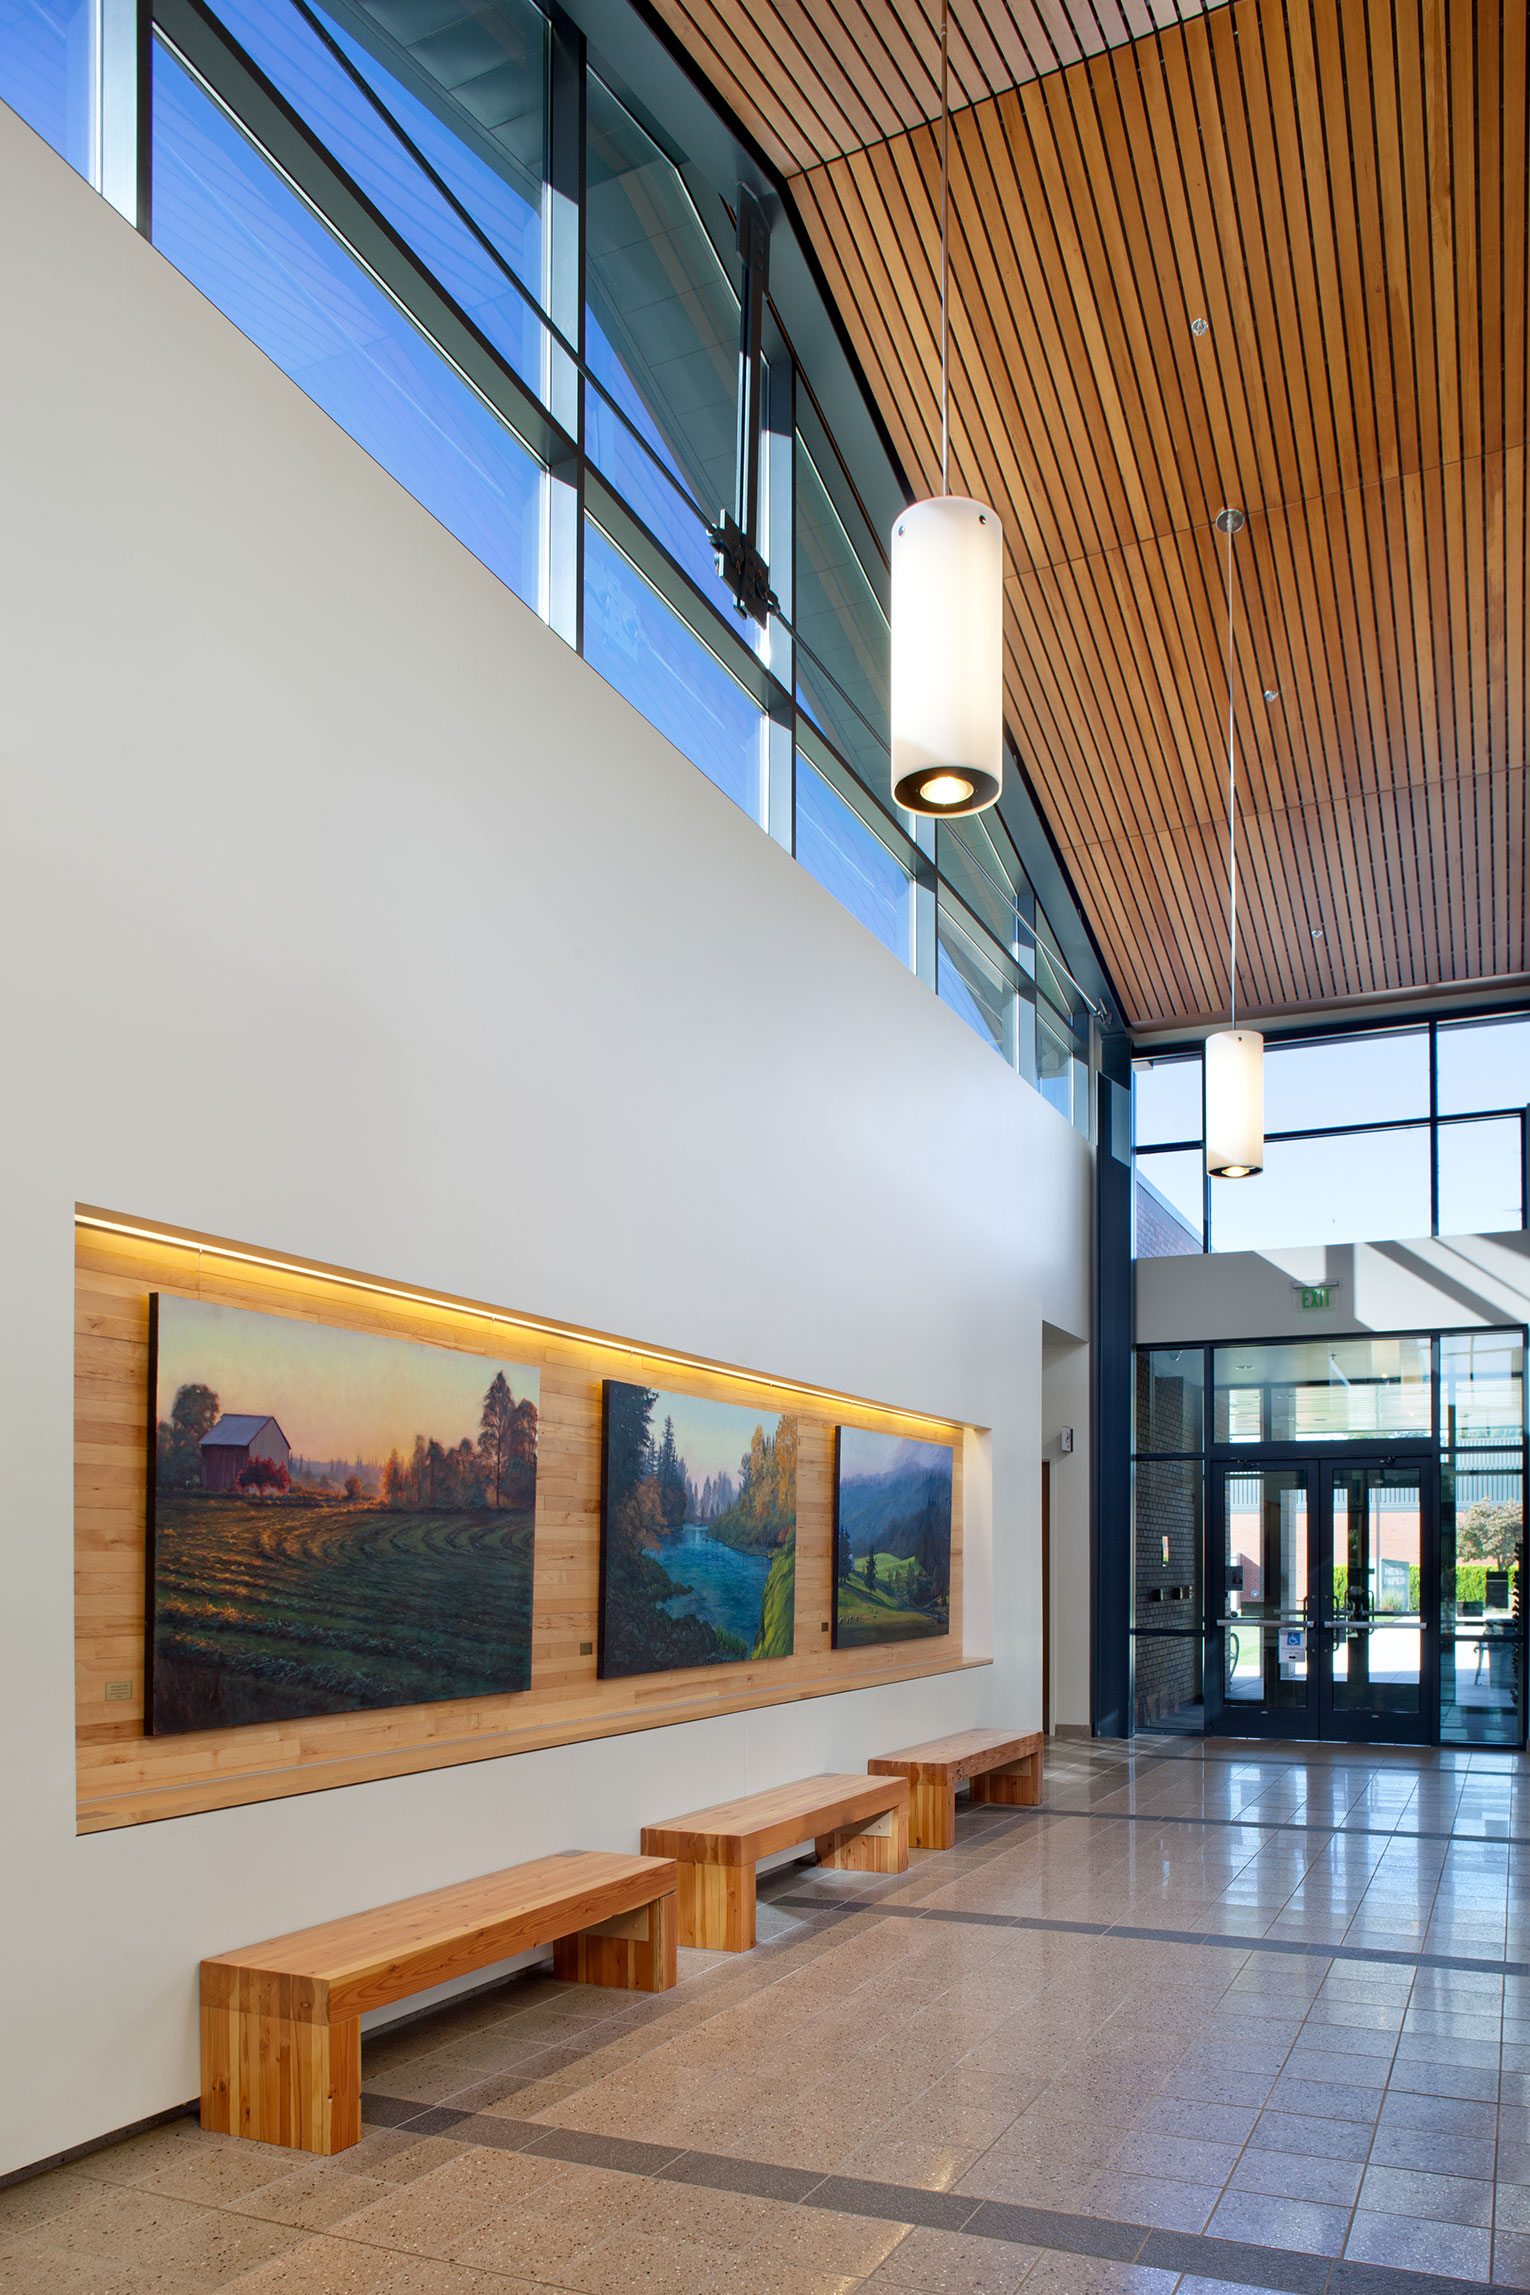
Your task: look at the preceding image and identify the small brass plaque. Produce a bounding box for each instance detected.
[105,1680,133,1702]
[579,1641,593,1656]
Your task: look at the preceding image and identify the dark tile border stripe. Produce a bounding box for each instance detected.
[358,2091,1496,2295]
[1096,1747,1525,1776]
[769,1891,1530,1977]
[1012,1804,1530,1849]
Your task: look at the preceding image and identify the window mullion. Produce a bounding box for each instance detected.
[1430,1017,1440,1236]
[153,0,568,473]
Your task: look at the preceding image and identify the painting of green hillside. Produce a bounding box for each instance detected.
[833,1427,952,1648]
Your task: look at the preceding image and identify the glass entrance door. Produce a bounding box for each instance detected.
[1319,1463,1431,1742]
[1207,1455,1435,1741]
[1212,1464,1318,1735]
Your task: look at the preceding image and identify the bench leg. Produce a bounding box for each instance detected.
[969,1750,1042,1808]
[675,1858,754,1951]
[905,1777,958,1852]
[201,1969,360,2155]
[552,1890,678,1991]
[815,1800,909,1875]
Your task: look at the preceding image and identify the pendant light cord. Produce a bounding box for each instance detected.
[1224,514,1238,1034]
[940,0,949,496]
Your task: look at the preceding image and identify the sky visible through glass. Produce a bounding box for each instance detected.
[1134,1015,1529,1253]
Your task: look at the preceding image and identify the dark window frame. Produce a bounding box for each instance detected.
[1131,1012,1530,1253]
[127,0,1098,1075]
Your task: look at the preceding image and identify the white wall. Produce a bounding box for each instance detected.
[0,111,1092,2177]
[1041,1331,1091,1731]
[1137,1232,1530,1346]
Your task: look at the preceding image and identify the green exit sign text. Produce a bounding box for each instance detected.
[1299,1284,1333,1311]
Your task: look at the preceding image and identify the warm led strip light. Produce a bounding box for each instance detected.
[75,1210,966,1437]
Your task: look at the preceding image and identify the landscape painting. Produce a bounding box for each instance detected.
[600,1381,796,1677]
[147,1295,539,1733]
[833,1427,953,1647]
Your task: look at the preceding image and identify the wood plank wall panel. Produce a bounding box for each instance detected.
[76,1221,971,1833]
[656,0,1527,1025]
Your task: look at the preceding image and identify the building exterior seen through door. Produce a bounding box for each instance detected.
[1206,1455,1435,1741]
[1130,1331,1527,1746]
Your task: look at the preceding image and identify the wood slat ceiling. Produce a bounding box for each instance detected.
[654,0,1528,1028]
[649,0,1232,176]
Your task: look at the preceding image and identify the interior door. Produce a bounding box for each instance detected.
[1317,1461,1432,1744]
[1207,1462,1318,1736]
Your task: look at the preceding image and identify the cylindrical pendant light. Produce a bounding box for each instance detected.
[889,0,1003,818]
[1206,1027,1263,1178]
[1205,506,1264,1179]
[891,497,1003,812]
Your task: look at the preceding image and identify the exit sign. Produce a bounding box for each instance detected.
[1299,1284,1333,1311]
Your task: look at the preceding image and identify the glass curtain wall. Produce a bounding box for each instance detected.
[1134,1013,1530,1257]
[1212,1337,1433,1445]
[2,0,1097,1121]
[1440,1331,1526,1745]
[1133,1331,1527,1745]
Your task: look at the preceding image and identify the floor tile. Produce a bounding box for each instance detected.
[1262,2077,1384,2125]
[1106,2137,1239,2186]
[1493,2230,1530,2289]
[1131,2101,1260,2146]
[1248,2110,1376,2163]
[0,2171,105,2240]
[744,2209,910,2276]
[554,2223,727,2293]
[230,2167,396,2231]
[208,2233,408,2291]
[863,2224,1035,2293]
[1226,2149,1364,2206]
[1086,2174,1218,2232]
[1005,2256,1178,2295]
[1203,2188,1351,2255]
[1369,2127,1498,2179]
[1359,2164,1495,2227]
[699,2257,863,2295]
[634,2183,788,2249]
[1379,2091,1500,2138]
[1344,2208,1493,2280]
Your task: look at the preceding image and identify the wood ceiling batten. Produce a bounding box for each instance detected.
[644,0,1235,171]
[663,0,1524,1022]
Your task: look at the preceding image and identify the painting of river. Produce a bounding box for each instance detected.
[654,1522,773,1640]
[599,1380,796,1677]
[147,1294,539,1733]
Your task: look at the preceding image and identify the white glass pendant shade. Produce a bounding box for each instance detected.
[1205,1028,1265,1177]
[890,494,1004,814]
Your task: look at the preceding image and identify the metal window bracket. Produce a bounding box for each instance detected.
[710,185,777,626]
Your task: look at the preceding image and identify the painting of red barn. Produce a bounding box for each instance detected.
[197,1414,292,1494]
[147,1294,539,1734]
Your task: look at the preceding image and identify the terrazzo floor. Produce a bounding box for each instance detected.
[7,1735,1530,2295]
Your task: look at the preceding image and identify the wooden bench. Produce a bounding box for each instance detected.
[868,1728,1043,1850]
[200,1849,677,2155]
[640,1772,909,1952]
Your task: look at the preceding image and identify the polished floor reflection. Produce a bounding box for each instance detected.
[5,1736,1530,2293]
